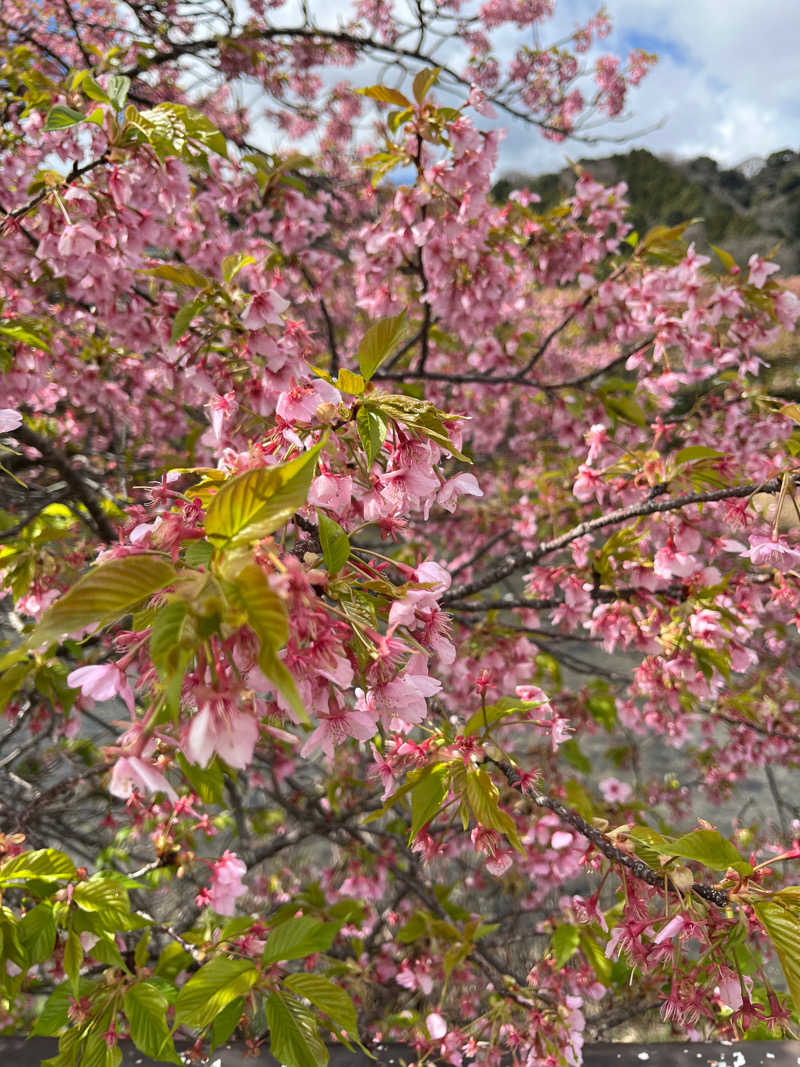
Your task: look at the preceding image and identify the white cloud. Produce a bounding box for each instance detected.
[496,0,800,174]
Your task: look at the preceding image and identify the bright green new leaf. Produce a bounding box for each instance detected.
[209,996,244,1051]
[667,829,752,874]
[107,75,131,110]
[18,903,57,965]
[0,848,76,884]
[44,105,86,131]
[32,978,95,1036]
[409,761,451,841]
[754,900,800,1013]
[63,929,82,989]
[221,253,256,285]
[266,991,328,1067]
[674,445,724,465]
[283,974,359,1039]
[335,368,365,396]
[227,563,289,650]
[317,511,350,575]
[0,322,52,353]
[357,311,407,381]
[174,957,258,1029]
[124,982,181,1064]
[171,296,206,342]
[204,440,323,544]
[356,406,387,466]
[551,924,580,969]
[262,915,338,964]
[357,85,411,109]
[464,697,538,737]
[258,646,310,726]
[464,767,524,853]
[19,554,176,652]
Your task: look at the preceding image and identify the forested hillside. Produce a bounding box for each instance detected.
[495,147,800,273]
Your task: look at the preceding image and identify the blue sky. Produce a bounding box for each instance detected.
[501,0,800,175]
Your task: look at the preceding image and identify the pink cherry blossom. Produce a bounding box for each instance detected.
[0,409,22,433]
[68,663,135,716]
[207,851,247,915]
[598,777,632,804]
[241,289,290,329]
[109,756,177,803]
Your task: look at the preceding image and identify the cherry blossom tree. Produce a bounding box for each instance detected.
[0,1,799,1065]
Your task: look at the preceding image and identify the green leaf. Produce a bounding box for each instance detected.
[464,767,523,853]
[409,762,451,841]
[227,563,289,650]
[262,916,338,964]
[170,296,206,342]
[258,646,309,726]
[551,924,580,968]
[602,393,647,428]
[204,441,323,544]
[107,75,131,110]
[317,512,350,576]
[73,72,110,103]
[124,982,181,1064]
[208,995,244,1051]
[357,85,411,109]
[334,368,365,396]
[0,848,76,884]
[20,555,176,652]
[667,829,752,874]
[283,974,359,1039]
[674,445,724,465]
[18,902,57,964]
[222,253,256,285]
[44,105,85,131]
[357,311,407,381]
[183,540,214,568]
[177,752,225,804]
[174,957,258,1029]
[64,929,82,989]
[412,67,440,105]
[141,264,210,288]
[32,979,94,1036]
[754,899,800,1013]
[150,601,197,681]
[266,991,328,1067]
[464,697,538,737]
[710,244,737,273]
[0,322,52,353]
[560,738,591,774]
[356,406,387,466]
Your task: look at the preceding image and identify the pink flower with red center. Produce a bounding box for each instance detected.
[241,289,289,329]
[471,825,512,876]
[276,378,340,423]
[300,698,377,759]
[598,777,632,804]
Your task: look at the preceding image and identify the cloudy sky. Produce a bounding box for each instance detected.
[246,0,799,177]
[501,0,800,175]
